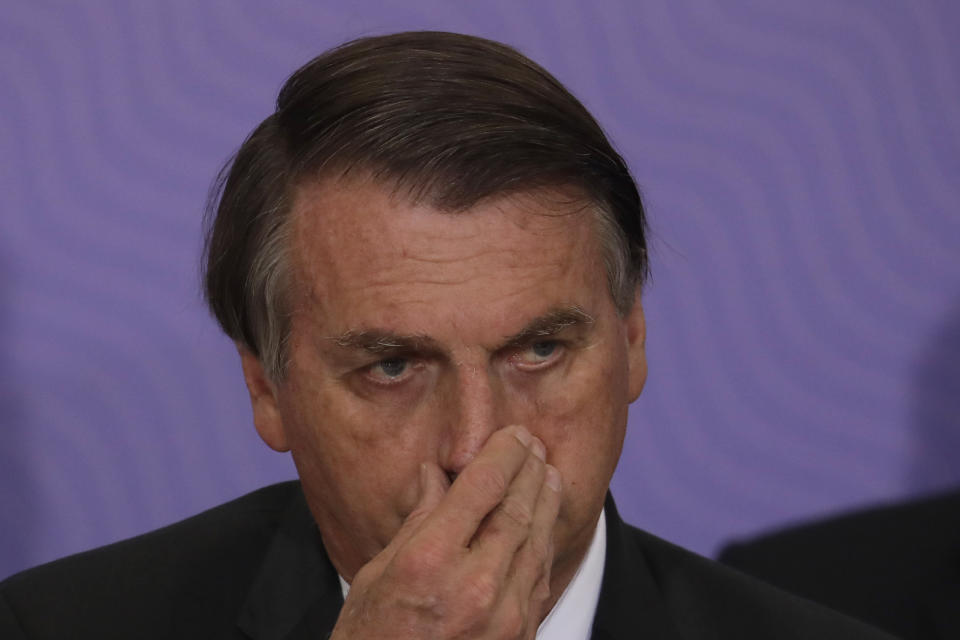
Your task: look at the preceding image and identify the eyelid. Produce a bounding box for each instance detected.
[511,340,565,371]
[361,356,422,387]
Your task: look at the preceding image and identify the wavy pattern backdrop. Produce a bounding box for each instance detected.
[1,0,958,578]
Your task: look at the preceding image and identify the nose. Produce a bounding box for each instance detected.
[440,364,507,476]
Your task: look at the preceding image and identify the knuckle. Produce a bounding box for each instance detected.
[526,534,551,562]
[490,427,516,445]
[394,538,446,580]
[497,603,526,639]
[463,461,508,502]
[533,578,551,603]
[532,562,552,600]
[464,571,500,613]
[497,495,534,529]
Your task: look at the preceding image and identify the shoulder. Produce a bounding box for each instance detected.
[716,490,960,639]
[610,519,895,639]
[720,489,960,569]
[0,481,302,639]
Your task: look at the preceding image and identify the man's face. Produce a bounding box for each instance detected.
[244,176,647,586]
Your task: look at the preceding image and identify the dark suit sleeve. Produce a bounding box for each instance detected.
[0,590,29,639]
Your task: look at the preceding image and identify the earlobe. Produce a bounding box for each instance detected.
[238,345,290,452]
[625,293,648,403]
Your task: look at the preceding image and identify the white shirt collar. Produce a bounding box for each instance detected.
[337,509,607,640]
[536,508,606,640]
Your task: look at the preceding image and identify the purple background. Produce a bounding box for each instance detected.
[2,1,958,579]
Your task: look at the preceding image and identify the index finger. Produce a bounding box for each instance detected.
[427,425,540,548]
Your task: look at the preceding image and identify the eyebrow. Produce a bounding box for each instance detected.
[330,330,437,354]
[328,305,594,355]
[500,306,594,349]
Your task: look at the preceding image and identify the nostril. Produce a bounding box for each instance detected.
[446,471,458,485]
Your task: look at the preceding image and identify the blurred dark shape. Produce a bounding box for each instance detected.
[908,299,960,493]
[718,297,960,639]
[718,489,960,640]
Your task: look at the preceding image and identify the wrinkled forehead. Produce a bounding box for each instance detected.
[285,174,606,310]
[289,173,600,257]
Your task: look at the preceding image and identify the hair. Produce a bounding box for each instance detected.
[203,31,649,382]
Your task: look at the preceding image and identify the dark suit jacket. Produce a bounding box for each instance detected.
[719,490,960,640]
[0,481,893,639]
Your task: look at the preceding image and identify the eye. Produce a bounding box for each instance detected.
[365,357,413,385]
[514,340,563,370]
[531,341,556,358]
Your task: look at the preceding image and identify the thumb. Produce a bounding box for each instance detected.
[414,461,449,517]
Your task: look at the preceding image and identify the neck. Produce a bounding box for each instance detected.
[536,508,606,626]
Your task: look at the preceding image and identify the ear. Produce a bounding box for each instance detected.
[238,345,290,452]
[625,291,648,403]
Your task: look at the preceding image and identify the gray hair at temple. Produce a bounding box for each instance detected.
[203,31,649,382]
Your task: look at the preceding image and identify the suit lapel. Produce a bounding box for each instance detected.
[236,487,343,640]
[591,495,684,640]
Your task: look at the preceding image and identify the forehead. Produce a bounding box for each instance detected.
[287,176,605,328]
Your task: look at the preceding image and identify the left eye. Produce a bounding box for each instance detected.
[515,341,562,368]
[376,358,408,377]
[365,357,413,384]
[531,341,556,358]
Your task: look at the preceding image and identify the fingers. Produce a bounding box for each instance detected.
[430,425,539,547]
[383,424,539,562]
[339,426,561,640]
[417,461,452,518]
[464,427,561,605]
[474,458,561,638]
[385,460,451,555]
[512,464,562,602]
[470,435,547,556]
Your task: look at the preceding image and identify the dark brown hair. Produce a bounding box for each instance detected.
[204,31,648,380]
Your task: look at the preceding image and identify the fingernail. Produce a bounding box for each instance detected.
[531,438,546,462]
[545,465,562,492]
[511,425,532,447]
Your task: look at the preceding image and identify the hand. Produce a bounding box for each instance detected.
[329,425,563,639]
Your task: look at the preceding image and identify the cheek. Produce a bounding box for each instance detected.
[540,344,628,526]
[525,346,628,473]
[278,375,432,525]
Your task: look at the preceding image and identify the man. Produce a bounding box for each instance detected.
[0,31,892,639]
[719,489,960,640]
